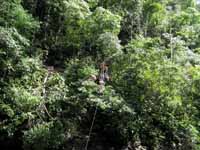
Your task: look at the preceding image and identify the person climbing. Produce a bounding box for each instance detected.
[98,62,109,93]
[89,61,110,93]
[85,62,110,150]
[99,62,110,82]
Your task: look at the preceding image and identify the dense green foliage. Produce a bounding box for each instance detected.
[0,0,200,150]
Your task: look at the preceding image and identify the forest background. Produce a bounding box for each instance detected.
[0,0,200,150]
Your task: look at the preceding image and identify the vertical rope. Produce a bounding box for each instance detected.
[170,28,173,64]
[85,105,98,150]
[85,61,108,150]
[169,27,174,105]
[40,71,53,119]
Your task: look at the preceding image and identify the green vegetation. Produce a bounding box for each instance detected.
[0,0,200,149]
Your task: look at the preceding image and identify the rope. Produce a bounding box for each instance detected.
[84,59,108,150]
[37,71,54,120]
[85,105,98,150]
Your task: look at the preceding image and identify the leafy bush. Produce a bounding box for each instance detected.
[23,122,66,150]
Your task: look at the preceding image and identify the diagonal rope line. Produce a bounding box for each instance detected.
[85,105,98,150]
[85,60,109,150]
